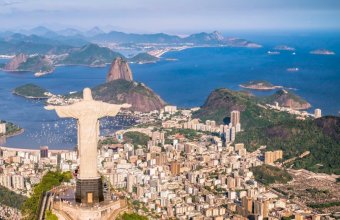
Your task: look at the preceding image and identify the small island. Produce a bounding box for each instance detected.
[274,45,295,51]
[310,49,335,55]
[240,80,283,90]
[13,84,50,99]
[128,52,159,64]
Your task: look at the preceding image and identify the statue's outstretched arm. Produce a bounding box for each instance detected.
[44,105,78,118]
[99,103,131,117]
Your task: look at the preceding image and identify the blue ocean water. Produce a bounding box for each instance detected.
[0,33,339,149]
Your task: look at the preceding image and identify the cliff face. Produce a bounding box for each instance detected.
[269,89,311,110]
[90,79,165,112]
[4,54,28,71]
[106,57,133,82]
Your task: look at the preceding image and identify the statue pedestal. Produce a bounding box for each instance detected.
[75,178,104,204]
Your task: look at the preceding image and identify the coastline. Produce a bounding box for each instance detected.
[0,145,72,153]
[1,128,24,139]
[12,91,48,99]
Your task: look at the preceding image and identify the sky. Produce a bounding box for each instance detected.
[0,0,339,34]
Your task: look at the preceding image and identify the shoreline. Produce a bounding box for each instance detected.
[0,145,72,153]
[12,91,48,99]
[1,128,24,139]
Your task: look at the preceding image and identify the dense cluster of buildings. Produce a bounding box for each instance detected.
[0,105,332,219]
[0,146,75,196]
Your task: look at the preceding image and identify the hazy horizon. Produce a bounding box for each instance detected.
[0,0,339,35]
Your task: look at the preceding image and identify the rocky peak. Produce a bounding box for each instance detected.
[106,57,133,82]
[210,31,224,41]
[4,53,28,71]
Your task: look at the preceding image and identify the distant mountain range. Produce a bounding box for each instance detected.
[0,27,262,73]
[0,26,261,54]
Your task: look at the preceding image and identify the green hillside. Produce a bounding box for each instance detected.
[61,44,123,66]
[0,186,27,209]
[193,88,340,174]
[251,165,292,185]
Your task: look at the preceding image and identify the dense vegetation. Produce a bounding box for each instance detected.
[98,137,119,148]
[0,120,22,136]
[13,84,49,98]
[21,171,72,220]
[237,118,340,174]
[166,128,201,141]
[194,88,340,174]
[251,165,292,185]
[307,201,340,209]
[117,213,148,220]
[0,185,27,209]
[124,131,150,147]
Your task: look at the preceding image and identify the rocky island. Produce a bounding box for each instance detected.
[240,80,283,90]
[13,84,50,99]
[310,49,335,55]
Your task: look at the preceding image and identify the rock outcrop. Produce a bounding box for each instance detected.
[106,57,133,82]
[90,79,165,112]
[4,54,28,71]
[268,89,311,110]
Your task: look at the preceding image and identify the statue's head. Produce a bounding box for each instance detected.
[83,88,93,101]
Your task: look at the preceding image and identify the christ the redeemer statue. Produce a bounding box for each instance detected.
[45,88,130,204]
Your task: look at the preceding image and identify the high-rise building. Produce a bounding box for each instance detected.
[242,196,253,214]
[314,109,322,118]
[231,111,240,127]
[265,150,283,164]
[164,105,177,114]
[224,128,231,143]
[236,123,241,132]
[231,127,236,142]
[170,161,180,175]
[0,123,6,134]
[12,175,25,190]
[127,173,135,193]
[40,146,49,158]
[227,176,236,189]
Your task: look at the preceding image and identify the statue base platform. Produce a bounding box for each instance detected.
[75,177,104,204]
[53,199,127,220]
